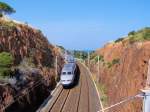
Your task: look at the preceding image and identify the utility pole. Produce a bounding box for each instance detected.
[84,60,86,65]
[72,50,74,57]
[97,55,100,82]
[88,52,90,68]
[54,44,58,76]
[142,90,150,112]
[80,52,82,63]
[55,56,58,76]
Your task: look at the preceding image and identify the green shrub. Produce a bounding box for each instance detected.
[0,52,13,78]
[0,13,2,17]
[112,58,120,65]
[143,32,150,40]
[115,37,124,43]
[106,58,120,69]
[90,53,97,60]
[107,62,113,68]
[128,31,135,36]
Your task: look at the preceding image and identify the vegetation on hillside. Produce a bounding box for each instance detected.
[129,27,150,42]
[90,53,104,63]
[115,37,124,43]
[106,58,120,68]
[90,53,120,69]
[0,52,13,78]
[96,82,108,106]
[115,27,150,43]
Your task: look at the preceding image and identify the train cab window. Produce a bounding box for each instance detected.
[68,72,72,75]
[62,72,66,75]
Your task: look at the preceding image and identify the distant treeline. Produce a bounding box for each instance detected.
[72,50,94,60]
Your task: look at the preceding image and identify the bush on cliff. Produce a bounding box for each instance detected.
[106,58,120,69]
[0,52,13,78]
[112,58,120,65]
[128,31,136,36]
[115,37,124,43]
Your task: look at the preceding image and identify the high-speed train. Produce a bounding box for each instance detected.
[60,63,77,87]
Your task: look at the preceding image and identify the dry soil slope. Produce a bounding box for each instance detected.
[95,28,150,112]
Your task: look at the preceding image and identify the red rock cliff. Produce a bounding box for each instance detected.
[0,19,64,112]
[93,41,150,112]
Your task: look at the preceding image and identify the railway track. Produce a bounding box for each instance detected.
[37,62,100,112]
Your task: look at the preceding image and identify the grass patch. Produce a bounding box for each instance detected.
[92,74,108,106]
[114,27,150,44]
[114,27,150,43]
[96,81,108,106]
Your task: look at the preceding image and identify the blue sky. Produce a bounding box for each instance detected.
[1,0,150,50]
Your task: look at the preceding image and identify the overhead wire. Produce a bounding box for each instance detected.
[98,93,144,112]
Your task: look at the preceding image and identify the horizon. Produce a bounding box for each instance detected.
[1,0,150,50]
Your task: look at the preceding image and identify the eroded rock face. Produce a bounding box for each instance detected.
[0,19,64,112]
[93,41,150,112]
[0,20,54,66]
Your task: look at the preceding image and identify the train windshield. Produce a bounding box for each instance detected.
[68,72,72,75]
[62,72,66,75]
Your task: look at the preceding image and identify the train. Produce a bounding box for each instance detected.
[60,56,77,87]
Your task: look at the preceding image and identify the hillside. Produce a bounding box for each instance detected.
[0,18,64,112]
[90,28,150,112]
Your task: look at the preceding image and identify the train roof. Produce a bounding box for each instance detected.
[62,63,76,71]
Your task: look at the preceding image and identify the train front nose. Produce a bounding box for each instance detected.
[61,75,73,85]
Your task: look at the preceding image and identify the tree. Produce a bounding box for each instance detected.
[128,31,135,36]
[0,2,15,17]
